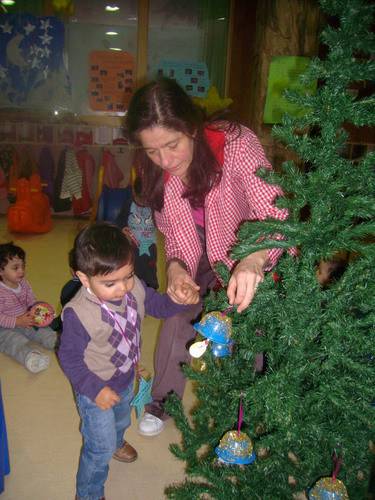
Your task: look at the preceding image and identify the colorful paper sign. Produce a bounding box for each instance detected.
[89,50,135,112]
[263,55,317,124]
[157,60,210,98]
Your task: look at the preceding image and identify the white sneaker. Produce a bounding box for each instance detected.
[25,350,50,373]
[138,412,164,436]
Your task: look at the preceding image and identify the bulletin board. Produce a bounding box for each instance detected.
[89,50,135,112]
[157,60,210,98]
[0,13,71,111]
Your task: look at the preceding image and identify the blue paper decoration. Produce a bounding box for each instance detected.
[215,430,256,465]
[193,311,232,345]
[131,376,153,419]
[309,477,349,499]
[0,14,71,109]
[211,341,232,357]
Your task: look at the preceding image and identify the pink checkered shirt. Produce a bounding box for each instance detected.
[155,124,296,283]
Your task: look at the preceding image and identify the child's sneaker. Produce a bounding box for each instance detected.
[25,350,50,373]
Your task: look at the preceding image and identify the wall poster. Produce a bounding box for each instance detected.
[89,50,135,112]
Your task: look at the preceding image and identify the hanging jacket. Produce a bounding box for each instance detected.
[18,145,38,180]
[60,148,82,200]
[102,149,124,188]
[38,146,55,207]
[73,149,96,216]
[53,148,72,212]
[0,145,18,203]
[0,165,6,199]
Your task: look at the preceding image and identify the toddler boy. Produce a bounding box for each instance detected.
[58,222,198,500]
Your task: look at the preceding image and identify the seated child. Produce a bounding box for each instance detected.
[0,242,57,372]
[117,177,159,290]
[57,222,199,500]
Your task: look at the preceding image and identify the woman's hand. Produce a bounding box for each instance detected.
[227,250,270,313]
[166,260,200,305]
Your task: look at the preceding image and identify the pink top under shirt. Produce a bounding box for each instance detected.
[0,279,37,329]
[190,205,204,227]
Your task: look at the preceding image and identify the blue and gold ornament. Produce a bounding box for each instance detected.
[309,477,349,499]
[189,311,233,358]
[215,430,256,465]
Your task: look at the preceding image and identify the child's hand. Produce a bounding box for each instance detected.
[15,312,34,328]
[95,386,121,411]
[180,283,200,305]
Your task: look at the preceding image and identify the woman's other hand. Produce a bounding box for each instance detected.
[227,250,270,313]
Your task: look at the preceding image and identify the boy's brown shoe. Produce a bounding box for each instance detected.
[113,441,138,462]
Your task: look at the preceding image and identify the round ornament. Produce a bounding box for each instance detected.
[309,477,349,499]
[215,430,256,465]
[211,341,232,357]
[29,302,55,328]
[193,311,232,345]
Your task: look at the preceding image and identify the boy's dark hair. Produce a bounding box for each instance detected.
[73,222,135,278]
[0,243,26,279]
[68,248,77,273]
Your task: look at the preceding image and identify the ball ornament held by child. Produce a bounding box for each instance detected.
[309,477,349,499]
[29,302,55,328]
[215,430,256,465]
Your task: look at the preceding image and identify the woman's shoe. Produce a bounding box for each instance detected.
[138,412,164,436]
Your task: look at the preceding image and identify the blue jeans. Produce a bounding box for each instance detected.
[74,383,134,500]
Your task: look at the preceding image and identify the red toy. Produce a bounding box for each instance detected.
[7,173,52,233]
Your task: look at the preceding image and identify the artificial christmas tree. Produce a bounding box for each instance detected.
[164,0,375,498]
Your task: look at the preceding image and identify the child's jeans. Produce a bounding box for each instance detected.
[0,326,57,365]
[74,383,134,500]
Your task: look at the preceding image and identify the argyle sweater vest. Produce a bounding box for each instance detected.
[62,276,145,382]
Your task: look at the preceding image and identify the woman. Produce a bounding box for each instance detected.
[125,77,294,436]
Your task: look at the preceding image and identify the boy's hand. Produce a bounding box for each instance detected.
[15,312,34,328]
[95,386,121,411]
[180,283,200,305]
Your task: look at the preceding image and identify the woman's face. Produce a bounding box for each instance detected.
[139,126,195,184]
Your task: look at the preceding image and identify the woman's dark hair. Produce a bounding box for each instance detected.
[74,222,134,278]
[125,77,226,212]
[0,243,25,279]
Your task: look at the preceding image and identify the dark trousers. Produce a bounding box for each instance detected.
[145,251,217,420]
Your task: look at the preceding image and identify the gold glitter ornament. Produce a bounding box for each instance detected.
[215,430,256,465]
[309,477,349,499]
[193,311,232,345]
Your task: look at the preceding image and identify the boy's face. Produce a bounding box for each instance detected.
[0,256,26,289]
[76,263,135,301]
